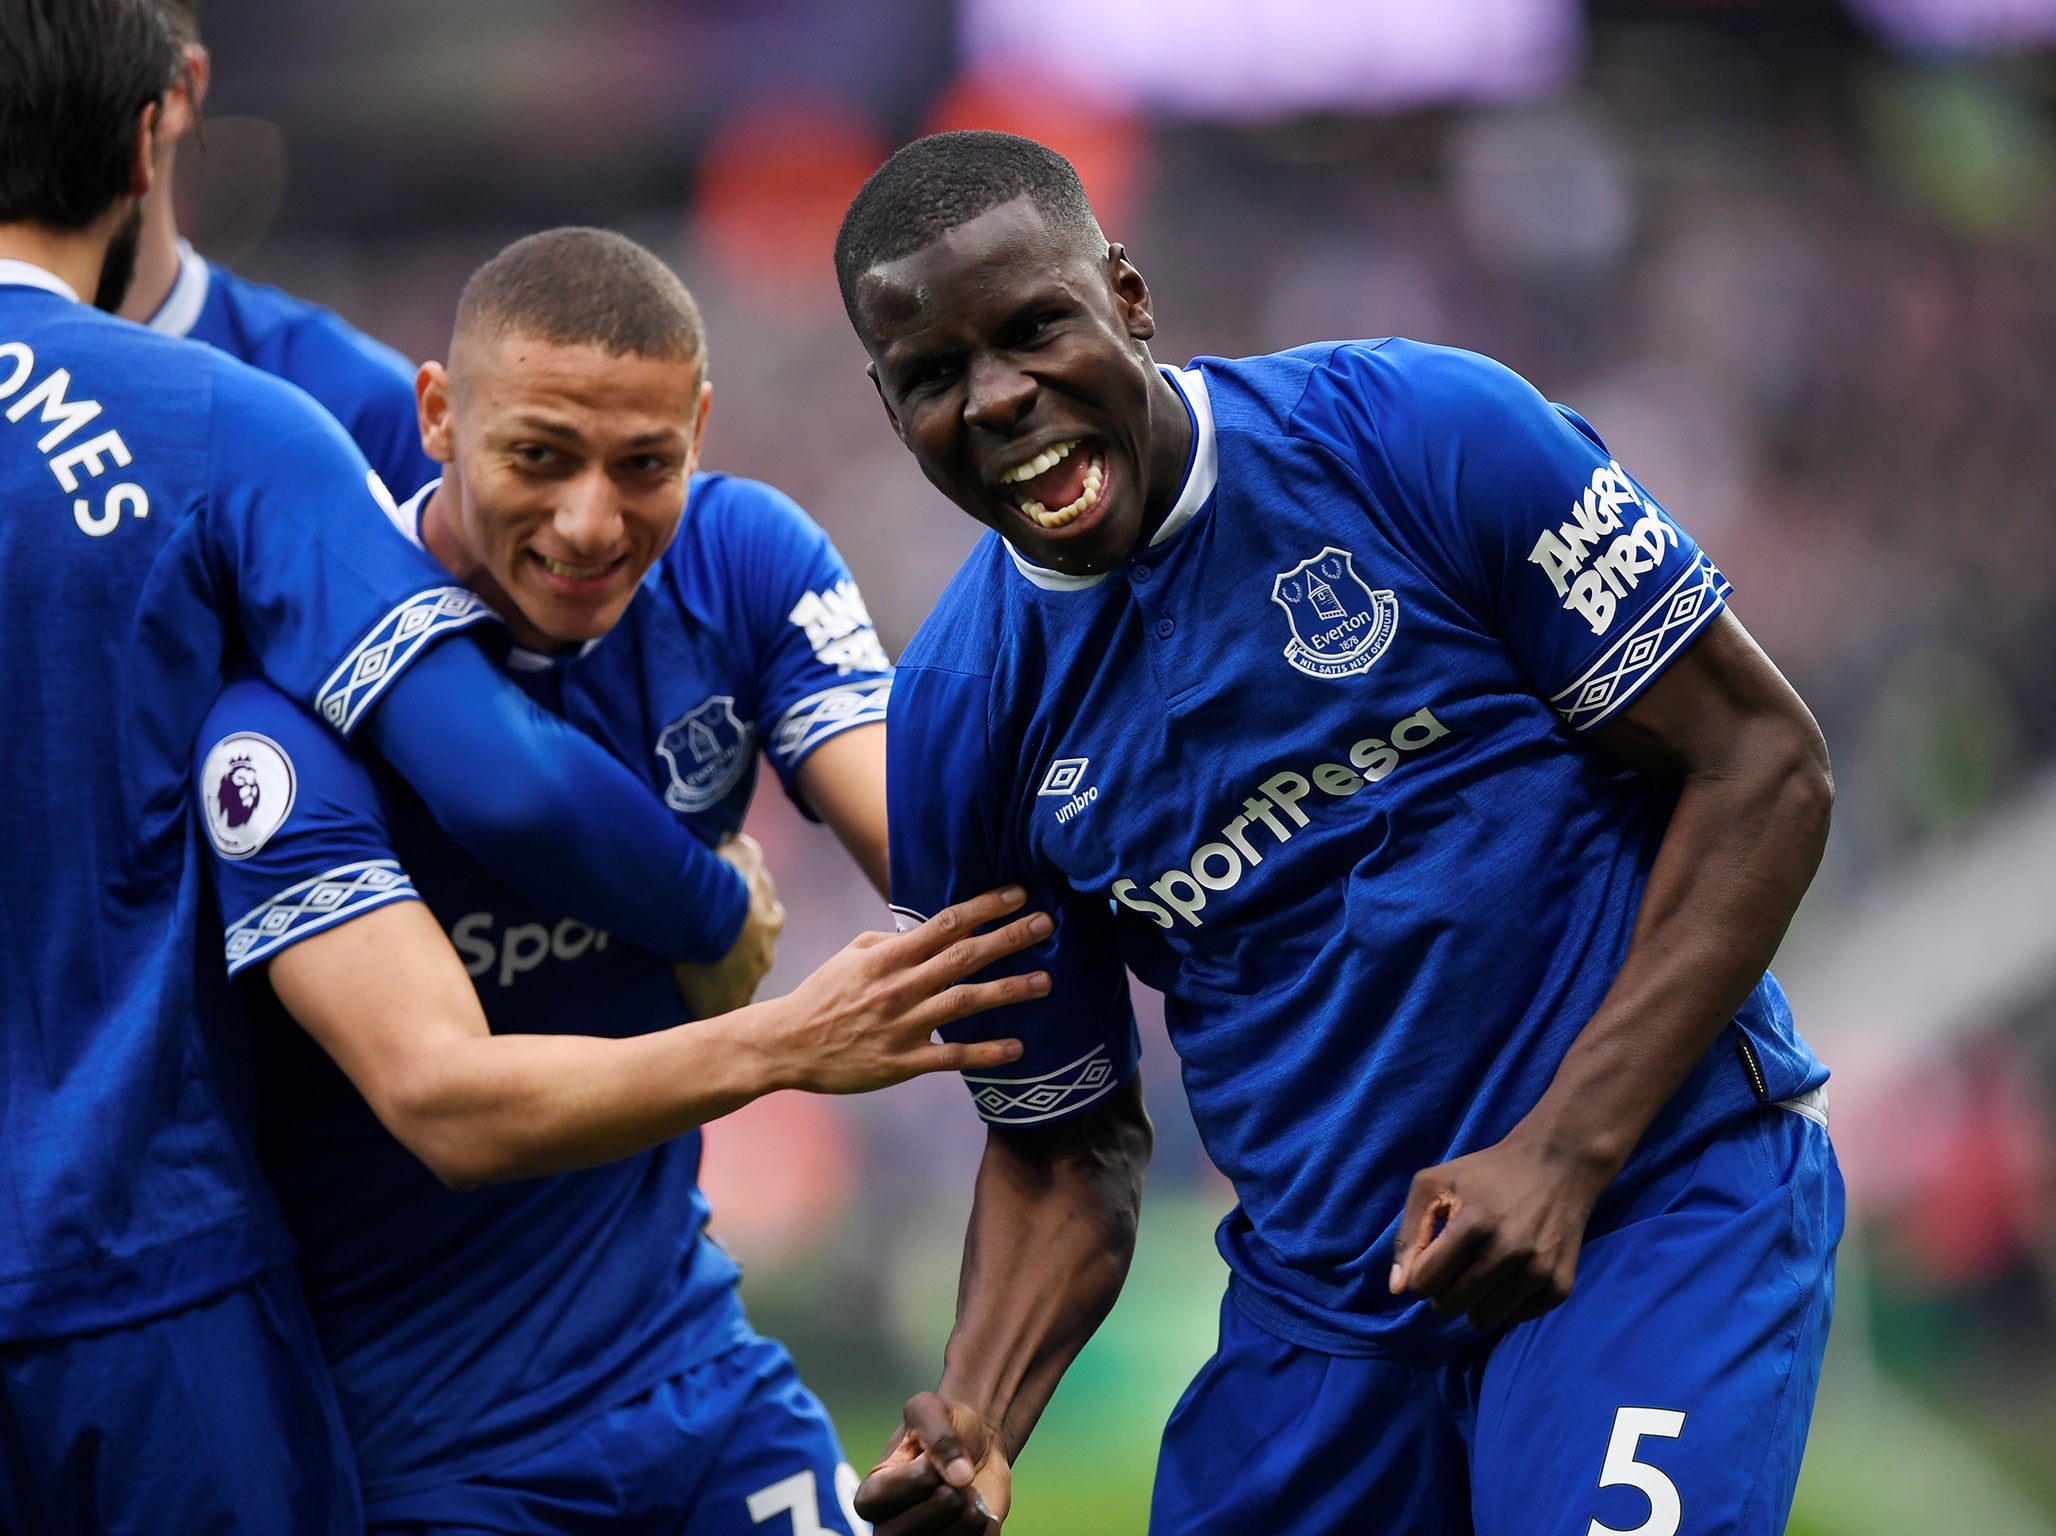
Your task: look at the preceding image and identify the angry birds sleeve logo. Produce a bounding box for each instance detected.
[200,732,297,860]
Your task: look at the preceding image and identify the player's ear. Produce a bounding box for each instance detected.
[1108,243,1156,343]
[685,377,713,469]
[416,362,456,465]
[867,362,908,446]
[127,101,160,199]
[184,45,212,115]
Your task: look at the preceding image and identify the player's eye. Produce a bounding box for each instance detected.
[902,358,959,395]
[512,443,561,468]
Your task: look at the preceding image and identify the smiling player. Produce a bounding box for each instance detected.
[191,228,1032,1535]
[837,132,1840,1536]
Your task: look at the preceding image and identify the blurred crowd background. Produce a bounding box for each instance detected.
[185,1,2056,1530]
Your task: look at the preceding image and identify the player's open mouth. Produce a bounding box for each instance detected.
[998,438,1106,531]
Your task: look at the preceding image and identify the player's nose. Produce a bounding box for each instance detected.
[552,472,625,553]
[962,353,1036,438]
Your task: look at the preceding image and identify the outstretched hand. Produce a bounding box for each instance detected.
[856,1392,1012,1536]
[1388,1131,1616,1334]
[765,886,1051,1097]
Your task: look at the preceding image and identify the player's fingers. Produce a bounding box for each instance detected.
[1391,1173,1456,1294]
[855,1457,944,1517]
[908,912,1054,996]
[896,887,1029,962]
[1463,1261,1549,1334]
[908,973,1052,1032]
[903,1038,1026,1077]
[903,1392,978,1488]
[1502,1254,1582,1328]
[1428,1236,1537,1324]
[857,1475,982,1535]
[1406,1208,1492,1304]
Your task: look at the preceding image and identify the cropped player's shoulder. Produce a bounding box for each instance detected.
[896,530,1013,680]
[204,263,417,387]
[203,344,369,458]
[204,668,355,758]
[677,470,819,546]
[1198,337,1534,433]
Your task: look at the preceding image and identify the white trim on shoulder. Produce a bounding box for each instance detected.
[223,859,419,974]
[315,586,498,734]
[1005,365,1218,593]
[769,676,892,766]
[146,239,211,338]
[0,258,79,303]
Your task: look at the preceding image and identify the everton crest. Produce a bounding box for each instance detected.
[1270,547,1399,680]
[655,695,753,813]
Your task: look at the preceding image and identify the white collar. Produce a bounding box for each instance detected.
[1005,364,1218,594]
[397,478,600,668]
[146,239,211,338]
[0,258,80,304]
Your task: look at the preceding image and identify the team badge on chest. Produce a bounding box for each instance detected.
[1270,547,1399,680]
[655,695,754,813]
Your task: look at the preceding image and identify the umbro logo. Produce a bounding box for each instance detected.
[1039,757,1099,825]
[1038,758,1091,796]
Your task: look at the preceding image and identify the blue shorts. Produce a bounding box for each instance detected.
[367,1333,864,1536]
[0,1263,360,1536]
[1152,1100,1842,1536]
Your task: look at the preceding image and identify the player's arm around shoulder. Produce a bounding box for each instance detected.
[197,680,1052,1190]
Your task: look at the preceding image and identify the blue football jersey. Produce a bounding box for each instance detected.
[0,263,495,1341]
[195,471,890,1500]
[147,239,438,500]
[888,340,1828,1357]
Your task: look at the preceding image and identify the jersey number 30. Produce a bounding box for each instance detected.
[1587,1406,1687,1536]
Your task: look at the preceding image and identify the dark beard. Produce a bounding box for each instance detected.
[92,203,146,312]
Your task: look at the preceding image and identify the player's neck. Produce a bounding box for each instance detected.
[116,181,185,324]
[0,223,108,307]
[1135,360,1196,546]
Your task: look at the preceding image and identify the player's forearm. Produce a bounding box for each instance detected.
[364,637,749,963]
[389,1004,791,1188]
[935,1077,1152,1462]
[1519,710,1832,1180]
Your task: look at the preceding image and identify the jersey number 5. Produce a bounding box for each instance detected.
[1587,1406,1687,1536]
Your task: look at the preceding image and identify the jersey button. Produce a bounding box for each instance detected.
[1131,563,1152,583]
[1155,616,1176,639]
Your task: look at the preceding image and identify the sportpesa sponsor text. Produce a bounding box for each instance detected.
[1112,704,1451,930]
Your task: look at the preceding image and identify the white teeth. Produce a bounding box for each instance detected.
[1021,456,1104,530]
[999,440,1077,484]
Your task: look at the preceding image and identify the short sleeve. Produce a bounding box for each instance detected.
[287,318,440,503]
[196,671,420,977]
[204,355,495,735]
[889,663,1138,1127]
[1309,341,1731,732]
[713,479,893,800]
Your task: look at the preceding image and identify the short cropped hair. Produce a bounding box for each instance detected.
[0,0,182,229]
[454,227,706,372]
[834,131,1104,326]
[158,0,199,41]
